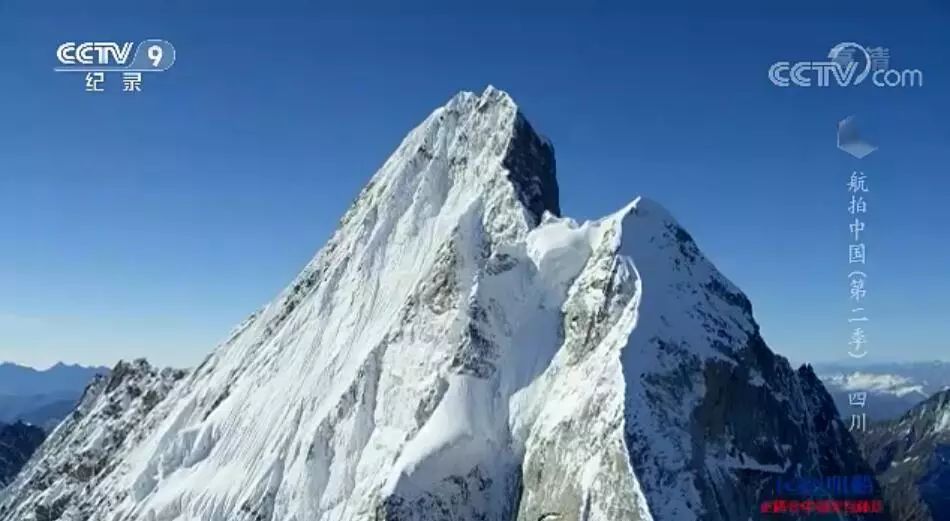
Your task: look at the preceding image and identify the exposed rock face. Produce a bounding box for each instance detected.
[0,88,887,521]
[0,422,45,488]
[860,390,950,521]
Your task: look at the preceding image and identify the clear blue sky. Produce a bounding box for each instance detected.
[2,1,948,369]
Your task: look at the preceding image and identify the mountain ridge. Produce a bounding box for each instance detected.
[0,362,109,396]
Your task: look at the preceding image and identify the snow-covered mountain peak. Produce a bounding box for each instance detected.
[339,85,558,233]
[1,90,880,521]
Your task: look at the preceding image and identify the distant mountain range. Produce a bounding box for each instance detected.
[816,361,950,421]
[0,362,109,493]
[860,389,950,521]
[0,362,109,431]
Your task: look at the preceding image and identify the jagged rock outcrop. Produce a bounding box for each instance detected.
[0,87,887,521]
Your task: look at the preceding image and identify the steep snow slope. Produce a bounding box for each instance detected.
[0,87,883,521]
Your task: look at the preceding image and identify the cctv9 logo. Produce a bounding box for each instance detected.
[55,39,176,72]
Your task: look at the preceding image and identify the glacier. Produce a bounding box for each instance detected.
[0,87,883,521]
